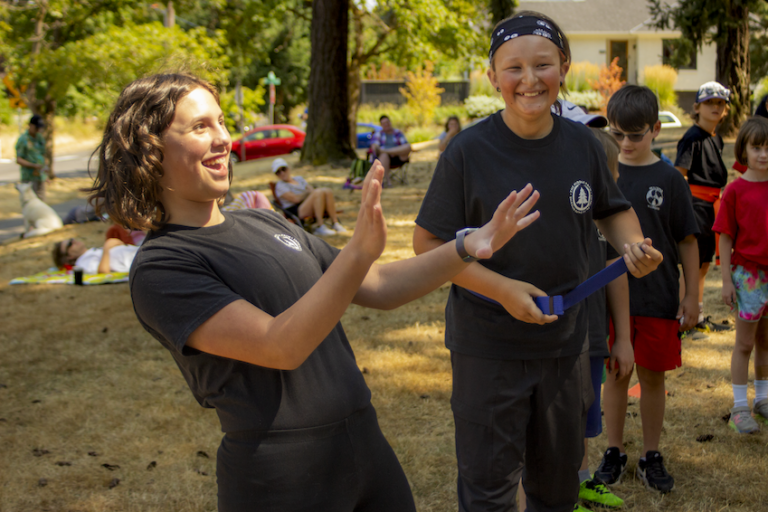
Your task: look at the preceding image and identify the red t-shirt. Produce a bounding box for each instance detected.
[713,177,768,270]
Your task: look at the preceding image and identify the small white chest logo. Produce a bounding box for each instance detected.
[570,181,592,214]
[646,186,664,210]
[274,234,302,251]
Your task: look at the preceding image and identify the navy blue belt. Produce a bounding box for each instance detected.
[466,258,629,316]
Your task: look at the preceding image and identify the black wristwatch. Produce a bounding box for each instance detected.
[456,228,479,262]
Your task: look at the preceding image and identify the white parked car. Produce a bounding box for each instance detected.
[659,111,682,128]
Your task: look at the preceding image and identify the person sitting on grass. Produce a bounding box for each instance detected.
[52,237,139,274]
[273,157,346,236]
[438,116,462,156]
[369,115,411,188]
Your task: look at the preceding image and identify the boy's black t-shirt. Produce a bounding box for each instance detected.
[416,112,631,360]
[607,161,700,319]
[586,226,610,358]
[674,124,727,189]
[129,210,371,433]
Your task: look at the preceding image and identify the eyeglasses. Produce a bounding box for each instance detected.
[276,167,287,174]
[609,126,651,143]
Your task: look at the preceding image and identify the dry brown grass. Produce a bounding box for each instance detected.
[1,145,766,512]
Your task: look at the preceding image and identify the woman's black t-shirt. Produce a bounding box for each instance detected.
[416,112,631,360]
[130,210,371,432]
[674,124,727,189]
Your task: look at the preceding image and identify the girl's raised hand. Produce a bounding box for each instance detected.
[347,160,387,264]
[463,183,540,260]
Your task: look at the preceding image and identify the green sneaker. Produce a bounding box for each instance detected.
[753,399,768,425]
[574,503,593,512]
[579,477,625,508]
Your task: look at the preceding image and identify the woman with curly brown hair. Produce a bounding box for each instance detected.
[88,73,541,511]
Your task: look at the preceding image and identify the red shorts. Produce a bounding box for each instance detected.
[609,316,682,372]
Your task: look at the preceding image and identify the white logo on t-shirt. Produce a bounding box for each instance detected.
[596,228,607,242]
[274,234,302,251]
[646,186,664,210]
[570,181,592,214]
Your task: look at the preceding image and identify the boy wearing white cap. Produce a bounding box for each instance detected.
[272,157,346,236]
[674,81,734,335]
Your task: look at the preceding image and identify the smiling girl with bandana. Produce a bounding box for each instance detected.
[414,12,663,512]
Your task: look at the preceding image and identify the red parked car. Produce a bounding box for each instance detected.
[230,124,305,163]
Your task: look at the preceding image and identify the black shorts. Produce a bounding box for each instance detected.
[692,197,716,265]
[216,405,416,512]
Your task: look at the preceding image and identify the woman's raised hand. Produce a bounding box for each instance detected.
[463,184,540,260]
[347,160,387,264]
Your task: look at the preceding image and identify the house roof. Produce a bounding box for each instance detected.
[516,0,675,34]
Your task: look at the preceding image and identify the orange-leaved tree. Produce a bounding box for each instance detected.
[590,57,625,111]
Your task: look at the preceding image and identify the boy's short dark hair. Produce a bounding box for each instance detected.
[734,116,768,166]
[606,85,659,133]
[379,115,390,123]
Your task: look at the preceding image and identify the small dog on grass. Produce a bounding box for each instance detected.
[15,182,63,238]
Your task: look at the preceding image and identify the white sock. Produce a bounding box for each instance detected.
[755,380,768,403]
[578,469,591,484]
[733,384,749,408]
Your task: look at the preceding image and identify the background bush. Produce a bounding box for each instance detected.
[566,61,600,93]
[464,95,504,119]
[561,91,603,111]
[643,65,678,109]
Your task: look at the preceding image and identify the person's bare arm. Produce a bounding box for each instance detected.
[412,226,557,325]
[97,238,126,274]
[720,233,736,308]
[16,157,44,170]
[594,208,663,278]
[186,163,540,370]
[675,166,688,179]
[676,235,699,331]
[605,257,633,379]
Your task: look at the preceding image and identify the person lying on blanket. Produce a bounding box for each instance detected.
[52,237,139,274]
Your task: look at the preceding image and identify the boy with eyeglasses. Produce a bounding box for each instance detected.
[595,85,700,494]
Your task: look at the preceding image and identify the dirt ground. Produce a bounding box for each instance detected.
[1,141,766,512]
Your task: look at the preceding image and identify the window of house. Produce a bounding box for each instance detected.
[663,39,697,70]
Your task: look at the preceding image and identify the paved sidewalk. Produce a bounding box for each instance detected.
[0,198,86,243]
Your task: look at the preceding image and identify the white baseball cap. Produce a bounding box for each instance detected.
[272,157,289,174]
[696,81,730,104]
[554,99,608,128]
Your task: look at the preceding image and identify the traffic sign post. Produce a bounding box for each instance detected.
[264,71,281,125]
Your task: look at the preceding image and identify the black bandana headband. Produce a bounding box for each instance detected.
[489,15,565,62]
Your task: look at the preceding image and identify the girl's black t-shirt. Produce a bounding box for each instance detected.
[130,210,371,432]
[674,124,727,189]
[416,112,631,360]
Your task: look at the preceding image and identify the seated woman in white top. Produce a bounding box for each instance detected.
[53,237,138,274]
[272,157,346,236]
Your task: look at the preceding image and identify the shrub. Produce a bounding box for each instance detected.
[561,91,603,111]
[643,65,678,109]
[400,61,444,126]
[469,68,498,97]
[754,76,768,105]
[357,103,417,129]
[405,126,441,143]
[464,95,505,119]
[590,57,626,111]
[566,61,600,93]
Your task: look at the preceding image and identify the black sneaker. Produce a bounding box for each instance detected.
[695,316,733,333]
[636,450,674,493]
[594,447,627,486]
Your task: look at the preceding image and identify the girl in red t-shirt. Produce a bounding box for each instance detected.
[713,117,768,433]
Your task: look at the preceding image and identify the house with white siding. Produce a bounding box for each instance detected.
[517,0,717,106]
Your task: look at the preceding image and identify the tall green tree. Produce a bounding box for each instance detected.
[1,0,135,176]
[347,0,487,144]
[489,0,516,26]
[648,0,768,135]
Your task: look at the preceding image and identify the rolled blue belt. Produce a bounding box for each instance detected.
[466,258,629,316]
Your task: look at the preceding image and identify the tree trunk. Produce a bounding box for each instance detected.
[348,5,364,149]
[716,4,750,136]
[302,0,356,165]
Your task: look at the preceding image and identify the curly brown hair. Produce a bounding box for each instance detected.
[87,73,232,231]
